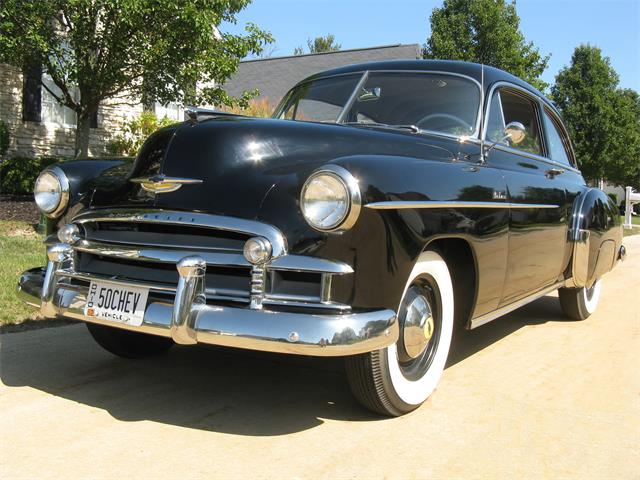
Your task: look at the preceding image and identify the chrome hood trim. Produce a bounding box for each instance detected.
[130,175,203,193]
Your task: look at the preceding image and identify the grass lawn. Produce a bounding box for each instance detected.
[0,220,45,325]
[622,215,640,237]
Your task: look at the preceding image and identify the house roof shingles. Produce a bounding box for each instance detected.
[223,43,422,104]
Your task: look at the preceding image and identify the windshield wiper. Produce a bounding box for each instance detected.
[343,122,424,134]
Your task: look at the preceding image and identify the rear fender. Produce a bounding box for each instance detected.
[568,188,622,288]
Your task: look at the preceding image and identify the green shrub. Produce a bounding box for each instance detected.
[607,193,618,205]
[220,98,276,118]
[0,156,62,195]
[0,120,9,157]
[106,111,176,157]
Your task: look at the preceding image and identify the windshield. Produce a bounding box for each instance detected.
[274,71,481,137]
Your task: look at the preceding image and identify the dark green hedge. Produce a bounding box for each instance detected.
[0,121,9,157]
[0,156,64,195]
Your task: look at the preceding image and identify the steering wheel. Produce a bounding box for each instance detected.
[416,113,473,133]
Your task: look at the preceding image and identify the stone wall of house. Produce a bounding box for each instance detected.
[0,63,143,158]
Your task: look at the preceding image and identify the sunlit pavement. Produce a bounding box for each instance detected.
[1,236,639,479]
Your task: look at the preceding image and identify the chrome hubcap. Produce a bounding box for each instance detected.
[401,293,433,360]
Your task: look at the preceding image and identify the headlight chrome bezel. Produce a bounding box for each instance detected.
[300,165,361,233]
[34,166,70,218]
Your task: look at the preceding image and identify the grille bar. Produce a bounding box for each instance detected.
[72,238,353,274]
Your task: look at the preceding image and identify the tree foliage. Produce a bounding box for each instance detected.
[293,34,341,55]
[608,89,640,188]
[0,0,272,157]
[552,45,640,188]
[106,111,175,157]
[423,0,549,91]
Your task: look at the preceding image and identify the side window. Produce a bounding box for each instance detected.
[496,89,542,156]
[542,109,572,166]
[486,91,506,143]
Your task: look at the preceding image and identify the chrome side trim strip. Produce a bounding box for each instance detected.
[470,280,565,329]
[73,208,288,258]
[365,201,559,210]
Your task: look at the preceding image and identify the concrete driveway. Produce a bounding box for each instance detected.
[2,236,639,479]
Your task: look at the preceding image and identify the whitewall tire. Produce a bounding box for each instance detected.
[558,280,602,320]
[345,250,454,416]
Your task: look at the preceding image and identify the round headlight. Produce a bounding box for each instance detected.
[34,167,69,217]
[300,166,361,232]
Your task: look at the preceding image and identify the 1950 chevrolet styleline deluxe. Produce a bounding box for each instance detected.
[18,60,625,416]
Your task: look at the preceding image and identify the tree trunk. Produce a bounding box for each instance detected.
[74,113,92,158]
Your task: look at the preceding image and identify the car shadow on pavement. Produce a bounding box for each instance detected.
[1,294,567,436]
[447,294,567,367]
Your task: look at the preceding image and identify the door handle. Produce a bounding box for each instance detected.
[545,168,565,177]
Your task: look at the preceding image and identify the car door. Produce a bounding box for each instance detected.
[539,105,587,272]
[484,86,568,305]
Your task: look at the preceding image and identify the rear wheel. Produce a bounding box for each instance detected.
[558,280,601,320]
[345,251,454,416]
[86,323,174,359]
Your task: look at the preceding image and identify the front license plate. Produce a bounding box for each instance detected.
[84,281,149,327]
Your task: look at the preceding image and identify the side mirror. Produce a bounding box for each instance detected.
[503,121,527,145]
[357,87,381,102]
[481,121,528,163]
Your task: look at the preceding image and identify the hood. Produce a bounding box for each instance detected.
[90,116,456,218]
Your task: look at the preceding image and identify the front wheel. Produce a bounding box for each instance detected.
[86,323,174,359]
[558,280,602,320]
[345,251,454,416]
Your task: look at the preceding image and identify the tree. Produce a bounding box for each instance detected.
[0,0,272,157]
[293,34,341,55]
[551,45,640,188]
[423,0,549,91]
[605,89,640,188]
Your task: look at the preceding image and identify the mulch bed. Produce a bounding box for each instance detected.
[0,195,41,223]
[0,318,78,334]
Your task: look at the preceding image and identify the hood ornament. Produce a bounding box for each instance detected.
[130,174,203,193]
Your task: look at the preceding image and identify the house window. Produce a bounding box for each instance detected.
[154,101,183,121]
[41,76,79,127]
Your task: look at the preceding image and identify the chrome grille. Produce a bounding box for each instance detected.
[65,209,352,311]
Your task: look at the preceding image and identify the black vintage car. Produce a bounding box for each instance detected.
[19,60,625,416]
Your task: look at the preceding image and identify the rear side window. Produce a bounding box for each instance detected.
[498,89,542,156]
[542,109,573,167]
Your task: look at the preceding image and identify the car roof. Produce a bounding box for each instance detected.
[301,59,558,114]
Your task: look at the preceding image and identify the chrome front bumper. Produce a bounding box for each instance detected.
[17,246,398,357]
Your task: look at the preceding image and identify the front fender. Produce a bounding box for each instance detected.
[45,157,134,231]
[568,188,622,288]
